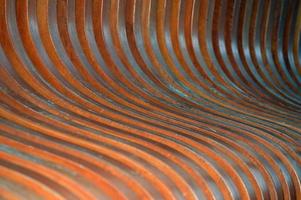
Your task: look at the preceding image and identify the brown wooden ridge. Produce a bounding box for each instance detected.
[0,0,301,199]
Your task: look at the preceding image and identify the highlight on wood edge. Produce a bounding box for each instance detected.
[0,0,301,199]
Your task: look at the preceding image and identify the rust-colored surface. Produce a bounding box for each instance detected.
[0,0,301,199]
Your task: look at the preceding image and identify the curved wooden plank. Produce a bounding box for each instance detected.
[0,0,300,199]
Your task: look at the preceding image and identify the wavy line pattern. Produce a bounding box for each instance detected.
[0,0,301,199]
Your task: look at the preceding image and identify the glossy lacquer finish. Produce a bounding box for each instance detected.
[0,0,301,199]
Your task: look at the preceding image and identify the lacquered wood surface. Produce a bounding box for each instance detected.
[0,0,301,199]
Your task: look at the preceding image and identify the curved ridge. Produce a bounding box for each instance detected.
[0,0,300,199]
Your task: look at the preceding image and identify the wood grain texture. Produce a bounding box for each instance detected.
[0,0,301,199]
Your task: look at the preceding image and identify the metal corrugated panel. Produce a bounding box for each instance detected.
[0,0,301,199]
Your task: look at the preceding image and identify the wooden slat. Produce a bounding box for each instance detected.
[0,0,301,199]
